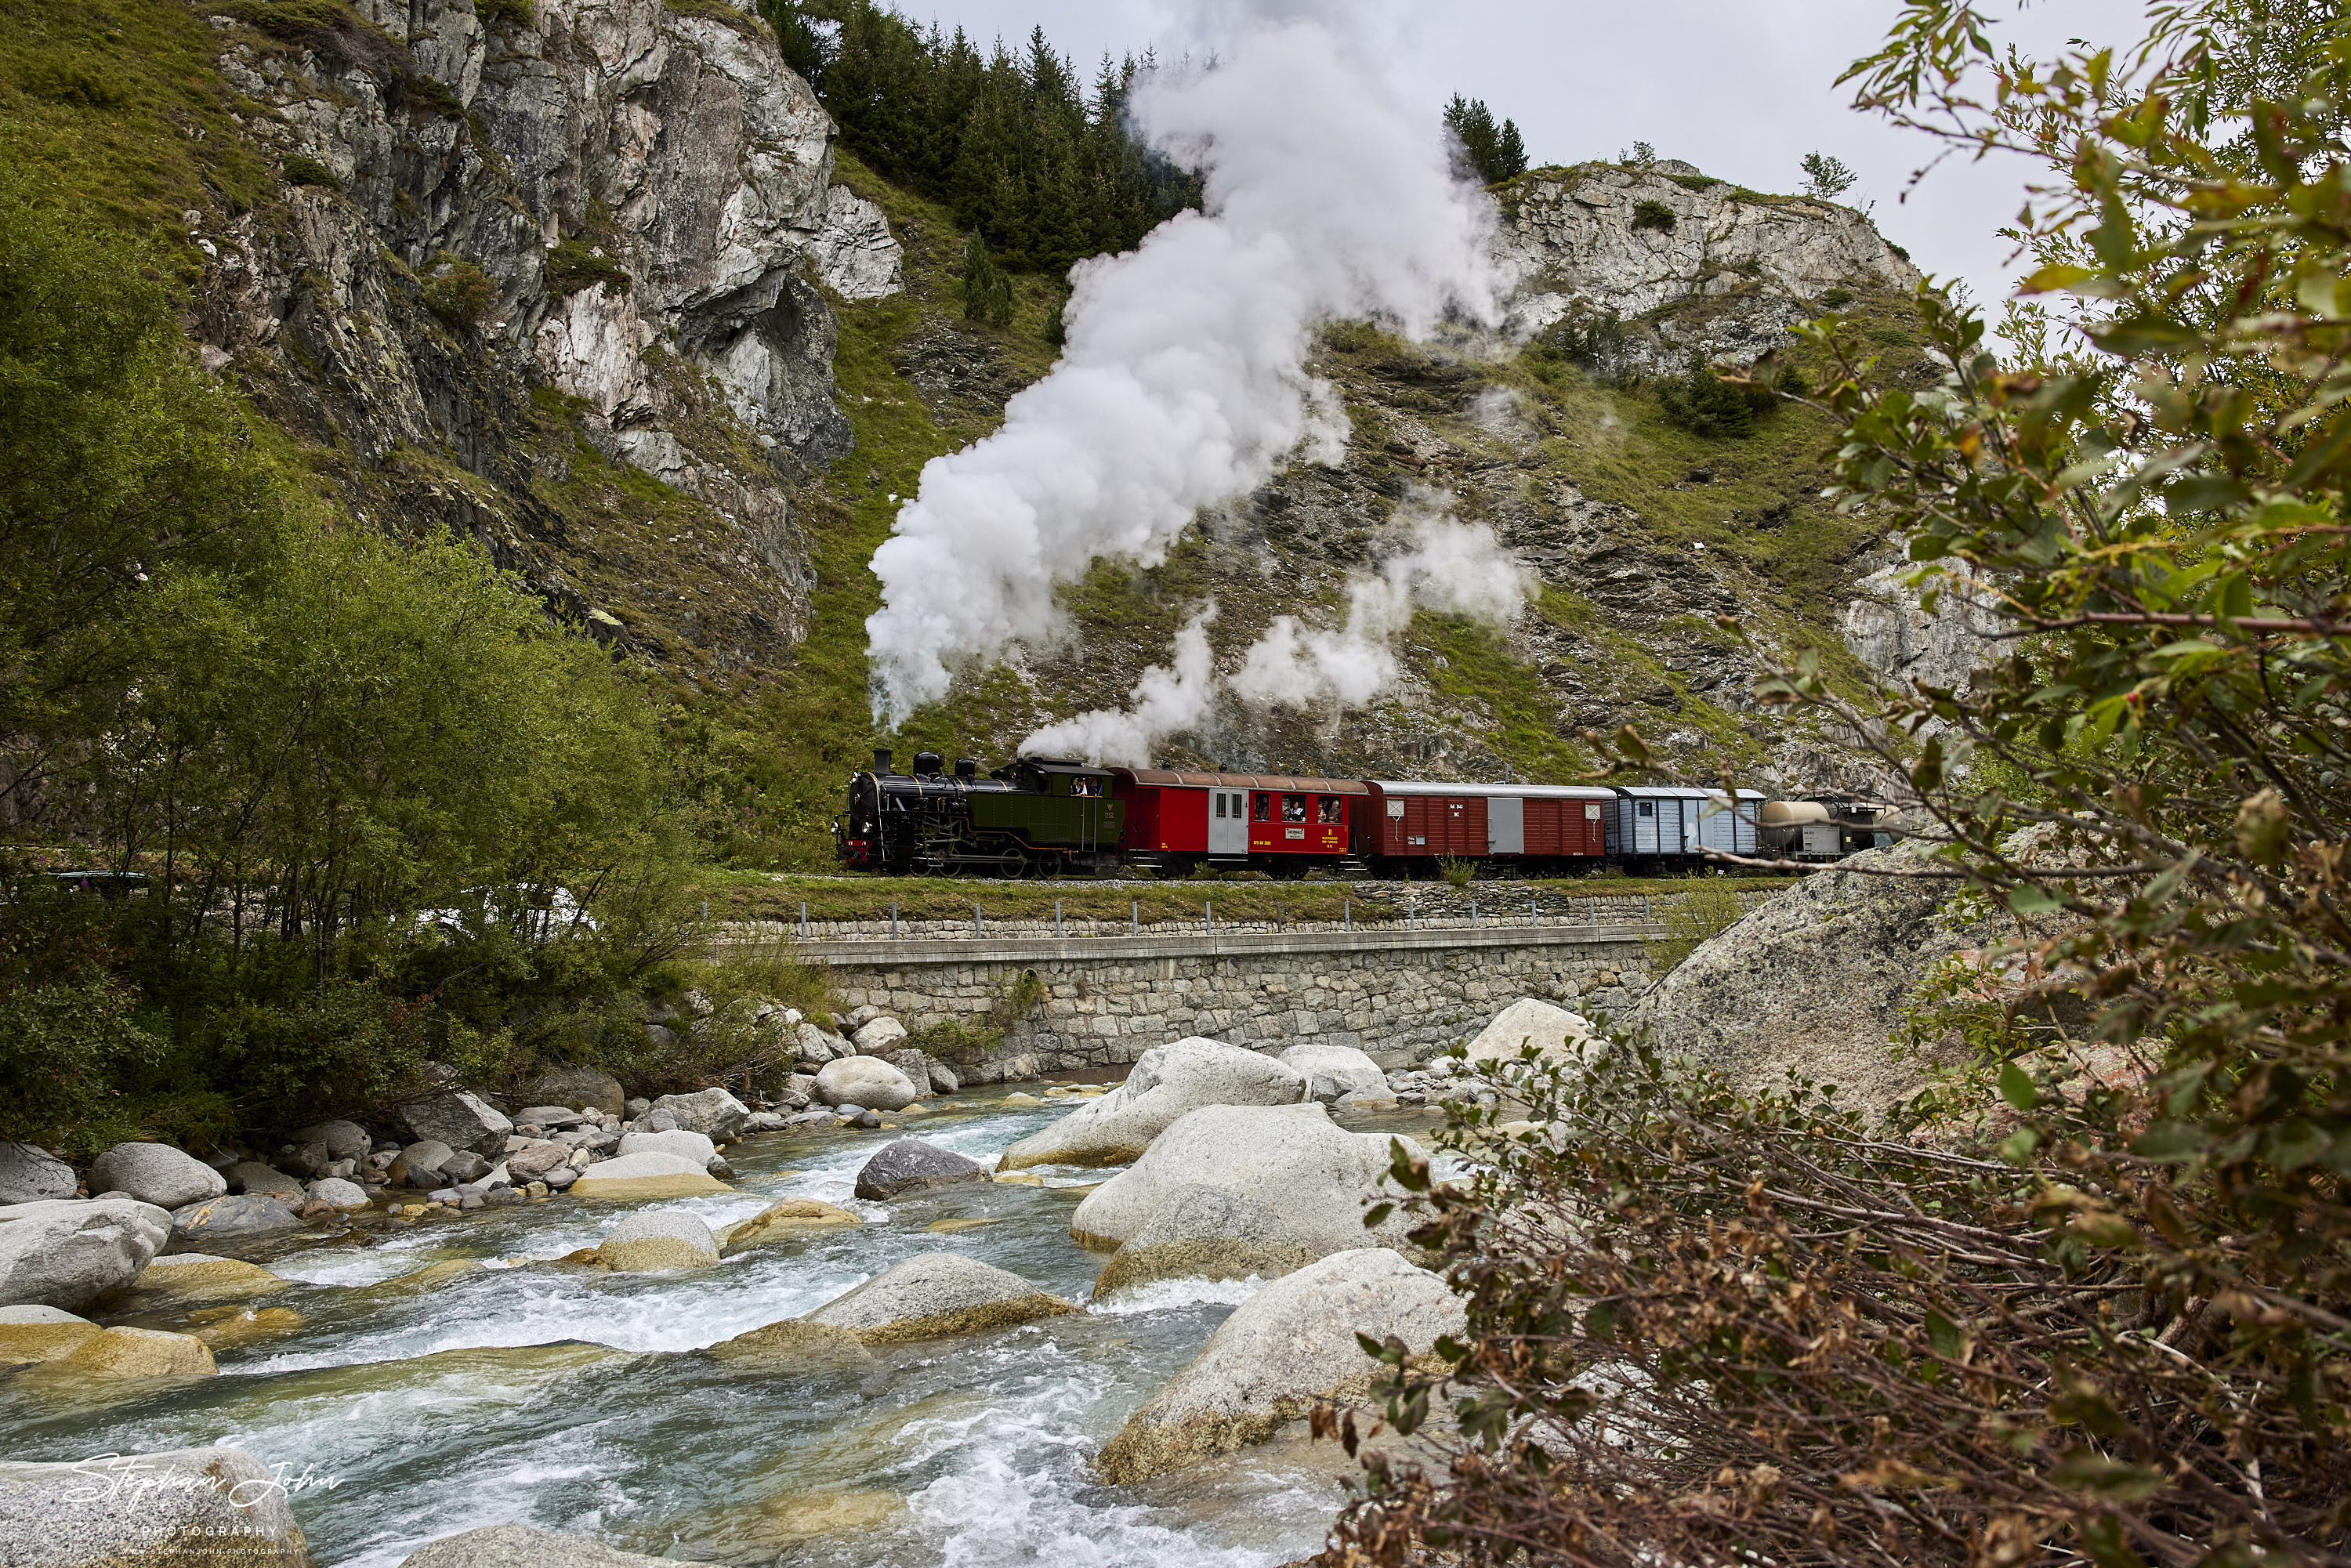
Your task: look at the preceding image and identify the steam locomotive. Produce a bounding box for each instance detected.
[835,749,1897,878]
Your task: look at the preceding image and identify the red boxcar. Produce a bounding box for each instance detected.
[1361,781,1614,874]
[1110,770,1370,876]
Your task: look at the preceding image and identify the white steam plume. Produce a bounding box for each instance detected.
[861,15,1508,722]
[1020,607,1221,765]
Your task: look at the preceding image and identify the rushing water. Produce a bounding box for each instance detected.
[1,1095,1408,1566]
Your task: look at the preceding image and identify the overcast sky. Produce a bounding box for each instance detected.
[889,0,2154,309]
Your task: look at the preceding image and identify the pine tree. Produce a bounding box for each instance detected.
[961,230,1014,328]
[1493,118,1527,181]
[1442,95,1527,185]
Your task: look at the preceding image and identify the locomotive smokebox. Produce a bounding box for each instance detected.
[872,748,894,775]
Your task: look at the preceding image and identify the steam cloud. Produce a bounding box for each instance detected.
[861,11,1510,723]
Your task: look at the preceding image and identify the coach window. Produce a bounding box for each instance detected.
[1638,800,1654,818]
[1282,793,1307,823]
[1213,793,1226,818]
[1317,795,1342,824]
[1253,792,1271,822]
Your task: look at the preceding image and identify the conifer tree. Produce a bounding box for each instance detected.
[960,230,1013,328]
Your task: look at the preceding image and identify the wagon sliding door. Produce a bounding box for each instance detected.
[1487,795,1524,856]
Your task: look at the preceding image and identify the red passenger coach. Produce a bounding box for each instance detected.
[1110,770,1370,877]
[1362,780,1615,875]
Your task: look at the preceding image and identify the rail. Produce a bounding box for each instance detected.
[719,916,1667,967]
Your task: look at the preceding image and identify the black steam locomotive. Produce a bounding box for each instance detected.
[835,749,1125,878]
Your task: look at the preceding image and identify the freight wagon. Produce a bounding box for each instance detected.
[1360,780,1615,875]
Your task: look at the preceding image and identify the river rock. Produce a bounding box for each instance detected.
[1279,1043,1390,1102]
[115,1253,287,1309]
[170,1193,306,1240]
[706,1316,875,1371]
[400,1523,673,1568]
[806,1253,1075,1345]
[852,1139,987,1201]
[292,1119,372,1164]
[0,1446,308,1564]
[600,1208,720,1271]
[998,1037,1307,1171]
[795,1022,842,1066]
[505,1141,572,1179]
[618,1128,718,1168]
[1466,998,1602,1067]
[0,1141,75,1205]
[59,1324,218,1380]
[87,1143,226,1211]
[1068,1103,1418,1255]
[0,1305,99,1367]
[723,1198,864,1251]
[568,1151,730,1199]
[814,1056,918,1112]
[513,1107,585,1131]
[520,1066,628,1117]
[307,1177,371,1210]
[927,1061,960,1094]
[850,1015,907,1052]
[649,1088,752,1139]
[400,1090,514,1158]
[222,1161,306,1199]
[0,1197,170,1311]
[437,1151,491,1186]
[1627,837,2001,1113]
[395,1139,458,1186]
[1092,1186,1317,1299]
[1098,1249,1465,1483]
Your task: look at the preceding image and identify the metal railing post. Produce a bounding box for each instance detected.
[1056,900,1063,938]
[1205,899,1213,934]
[799,901,807,940]
[973,903,981,937]
[1472,898,1479,929]
[1343,896,1350,931]
[1132,899,1139,936]
[889,900,897,939]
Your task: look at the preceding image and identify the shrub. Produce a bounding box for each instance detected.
[1630,198,1675,233]
[1654,357,1773,437]
[282,153,340,191]
[1817,284,1854,309]
[1641,876,1744,972]
[1438,856,1476,889]
[1524,309,1627,383]
[421,253,495,328]
[960,230,1012,328]
[543,237,629,299]
[476,0,534,26]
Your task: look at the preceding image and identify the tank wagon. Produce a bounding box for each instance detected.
[835,750,1850,878]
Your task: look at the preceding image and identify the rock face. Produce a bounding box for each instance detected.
[1097,1249,1465,1483]
[1068,1104,1418,1255]
[648,1088,752,1140]
[170,1193,306,1240]
[1628,838,1995,1114]
[600,1208,720,1271]
[0,1142,76,1205]
[998,1037,1306,1171]
[1279,1042,1389,1103]
[0,1198,171,1311]
[567,1151,730,1199]
[400,1523,672,1568]
[0,1447,309,1566]
[1495,159,1921,374]
[806,1254,1076,1344]
[853,1139,988,1201]
[88,1143,226,1211]
[814,1056,919,1112]
[1092,1186,1316,1300]
[522,1067,628,1116]
[808,184,904,300]
[401,1092,514,1158]
[1843,556,2004,693]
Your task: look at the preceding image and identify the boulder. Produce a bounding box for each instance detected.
[0,1305,99,1367]
[0,1197,170,1311]
[1465,997,1603,1067]
[705,1317,874,1370]
[618,1128,718,1166]
[396,1139,458,1186]
[1627,838,2001,1114]
[794,1022,842,1065]
[59,1324,218,1380]
[400,1523,671,1568]
[1067,1103,1419,1255]
[873,1047,937,1094]
[806,1253,1076,1344]
[814,1056,918,1112]
[183,1305,306,1353]
[1098,1249,1465,1483]
[0,1447,307,1564]
[1092,1186,1317,1299]
[223,1161,306,1198]
[513,1106,585,1130]
[928,1061,961,1095]
[852,1139,988,1201]
[600,1208,720,1272]
[291,1119,371,1163]
[520,1066,628,1117]
[998,1037,1306,1171]
[400,1090,514,1158]
[169,1193,306,1240]
[1279,1043,1390,1102]
[0,1141,75,1205]
[649,1088,752,1140]
[567,1152,730,1199]
[723,1198,864,1250]
[307,1178,371,1211]
[850,1015,907,1052]
[87,1143,226,1211]
[437,1151,491,1186]
[505,1140,572,1178]
[115,1253,287,1309]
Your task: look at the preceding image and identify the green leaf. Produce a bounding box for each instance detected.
[2050,1448,2166,1501]
[1924,1309,1963,1359]
[2128,1123,2208,1163]
[1999,1127,2041,1164]
[2008,885,2065,916]
[1361,1201,1395,1229]
[1999,1059,2039,1111]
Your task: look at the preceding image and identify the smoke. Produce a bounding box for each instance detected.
[861,12,1509,723]
[1020,494,1534,766]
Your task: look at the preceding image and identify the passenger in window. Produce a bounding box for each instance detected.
[1283,794,1307,822]
[1317,795,1342,824]
[1253,793,1271,822]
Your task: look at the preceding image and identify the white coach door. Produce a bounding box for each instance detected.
[1487,795,1524,855]
[1207,789,1248,855]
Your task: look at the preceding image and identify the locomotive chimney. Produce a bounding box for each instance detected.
[872,748,894,776]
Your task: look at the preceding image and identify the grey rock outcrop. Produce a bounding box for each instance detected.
[520,1066,628,1116]
[223,1161,306,1199]
[853,1139,988,1201]
[806,1253,1076,1345]
[1465,998,1603,1067]
[88,1143,226,1211]
[400,1091,514,1159]
[0,1142,75,1205]
[291,1119,373,1164]
[809,184,904,300]
[1068,1104,1418,1256]
[400,1523,672,1568]
[1843,557,2004,695]
[0,1198,172,1312]
[1627,837,2000,1114]
[0,1447,309,1566]
[1092,1186,1316,1300]
[647,1088,752,1140]
[814,1056,918,1112]
[1098,1249,1465,1483]
[1278,1043,1389,1102]
[998,1037,1306,1171]
[170,1194,308,1240]
[600,1208,720,1271]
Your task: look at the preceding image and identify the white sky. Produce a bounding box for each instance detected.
[885,0,2154,309]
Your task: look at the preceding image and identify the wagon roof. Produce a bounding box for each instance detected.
[1367,780,1617,799]
[1114,770,1370,794]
